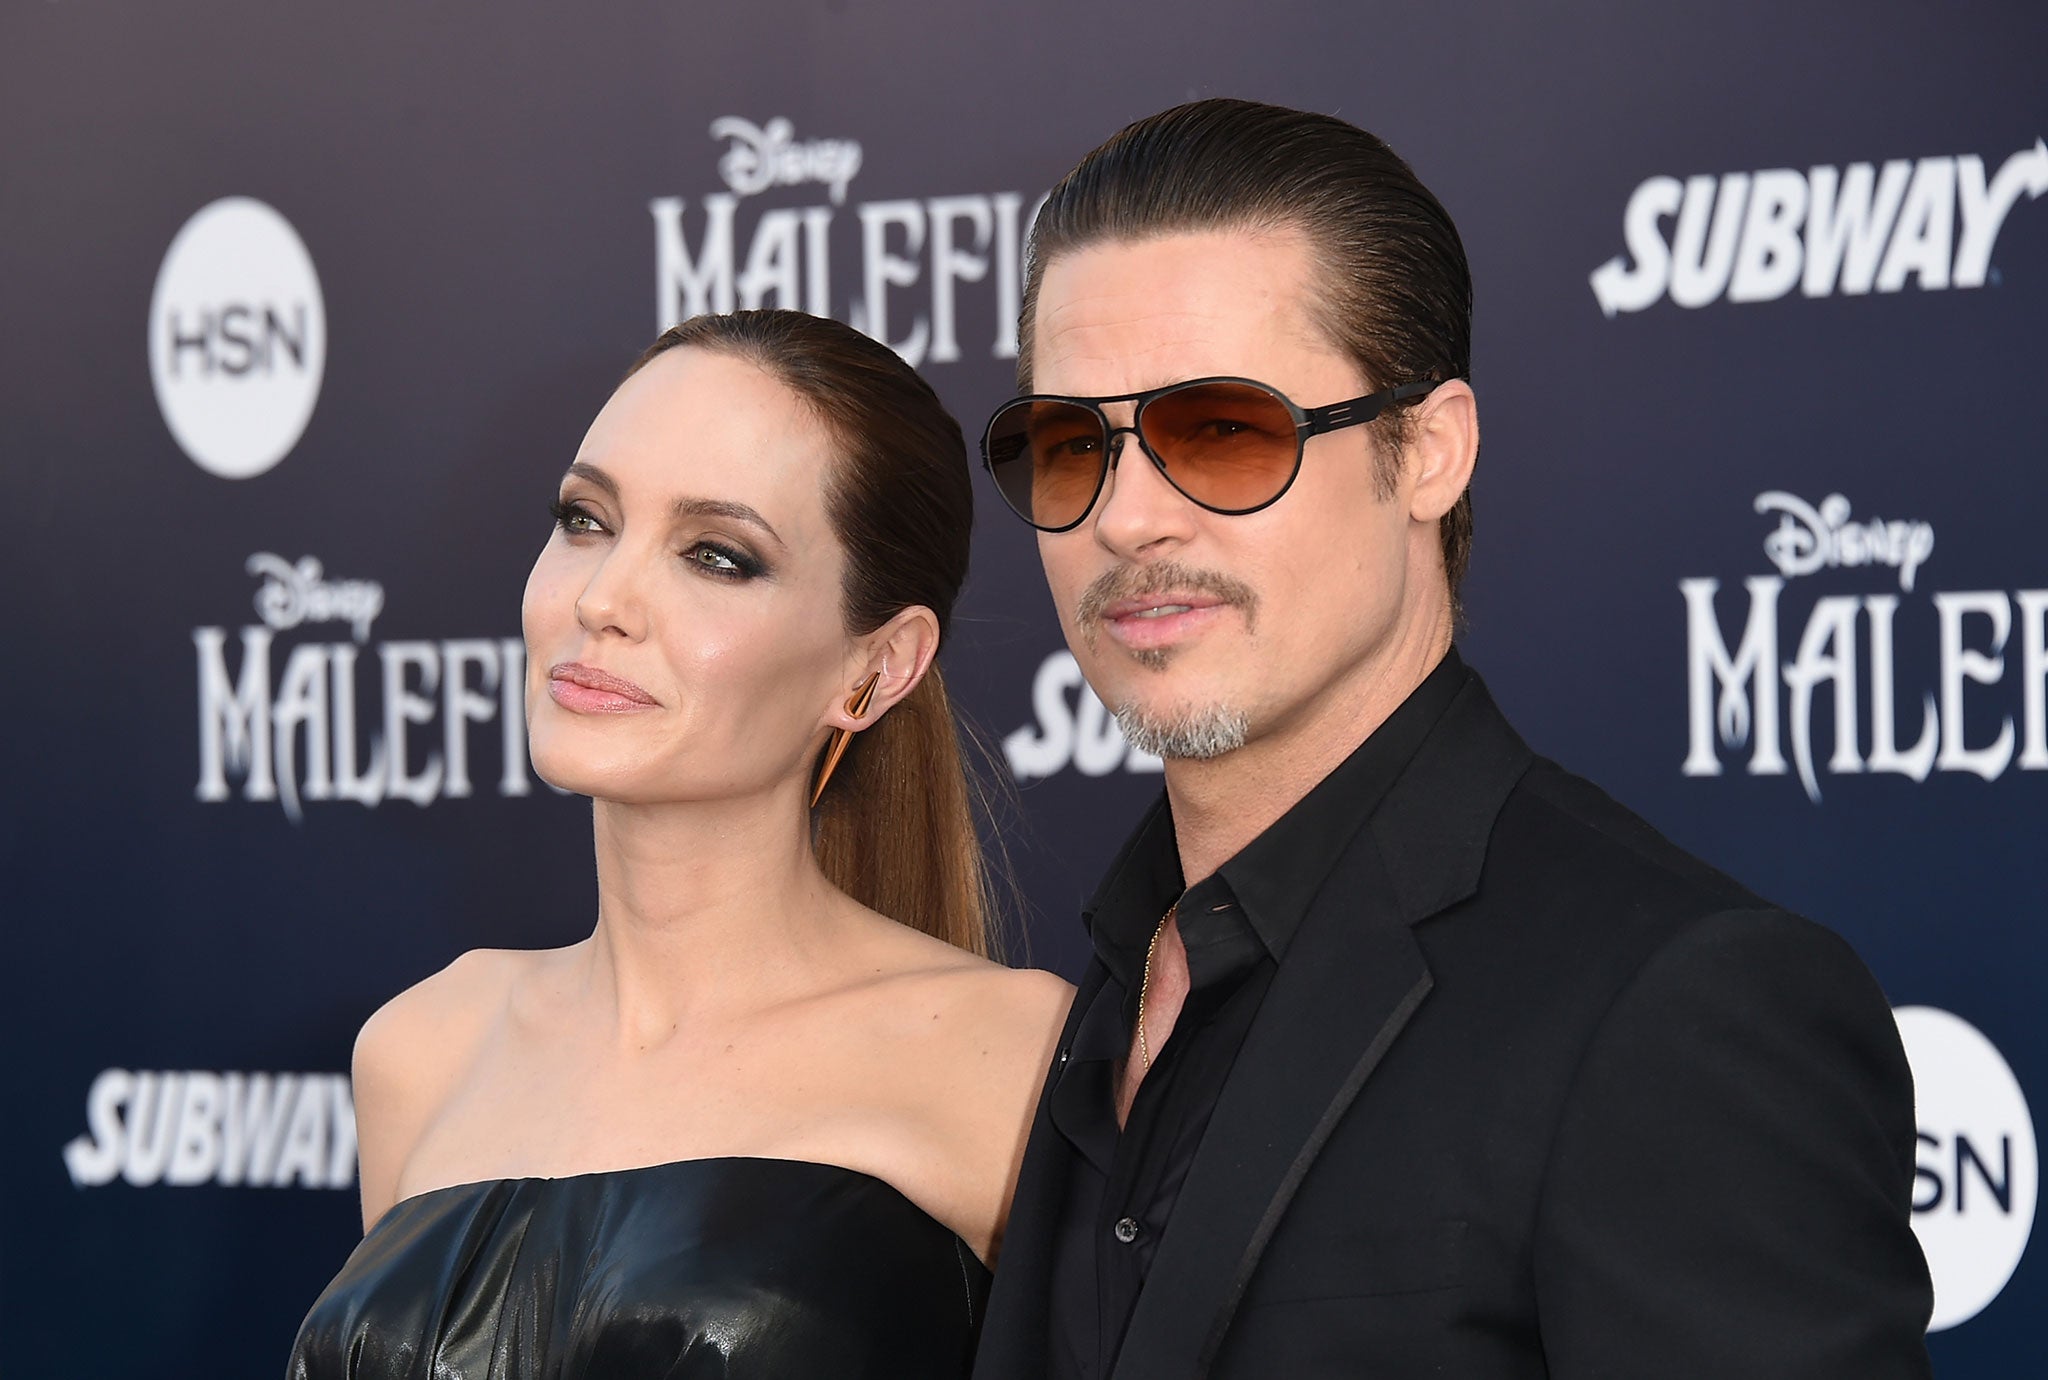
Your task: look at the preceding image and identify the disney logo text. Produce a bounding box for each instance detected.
[247,553,384,642]
[1756,491,1935,593]
[711,116,863,205]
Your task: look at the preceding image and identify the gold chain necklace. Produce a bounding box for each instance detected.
[1136,903,1177,1071]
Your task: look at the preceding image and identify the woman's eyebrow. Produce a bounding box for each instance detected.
[563,460,619,498]
[563,463,784,549]
[671,496,785,548]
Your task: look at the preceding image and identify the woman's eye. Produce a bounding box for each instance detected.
[550,499,607,535]
[685,542,764,579]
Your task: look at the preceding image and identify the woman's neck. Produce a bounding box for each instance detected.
[575,784,849,1046]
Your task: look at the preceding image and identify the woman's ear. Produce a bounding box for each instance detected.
[821,605,941,733]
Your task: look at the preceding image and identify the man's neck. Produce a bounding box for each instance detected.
[1163,624,1451,887]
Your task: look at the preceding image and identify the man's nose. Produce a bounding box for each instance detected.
[1091,418,1197,556]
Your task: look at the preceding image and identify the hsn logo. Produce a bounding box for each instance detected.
[1590,140,2047,315]
[149,197,327,479]
[1003,651,1164,782]
[1893,1005,2038,1332]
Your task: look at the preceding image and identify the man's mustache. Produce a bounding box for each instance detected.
[1076,561,1260,631]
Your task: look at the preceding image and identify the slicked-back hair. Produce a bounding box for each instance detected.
[1019,99,1476,596]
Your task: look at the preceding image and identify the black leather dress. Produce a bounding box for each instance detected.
[287,1156,990,1378]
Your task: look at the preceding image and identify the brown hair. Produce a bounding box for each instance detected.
[626,310,994,957]
[1019,98,1477,598]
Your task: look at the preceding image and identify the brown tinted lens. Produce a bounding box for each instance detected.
[986,398,1108,529]
[1139,381,1300,512]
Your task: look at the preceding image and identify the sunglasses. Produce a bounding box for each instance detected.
[980,375,1438,532]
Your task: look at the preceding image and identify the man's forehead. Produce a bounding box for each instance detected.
[1032,306,1235,393]
[1031,231,1344,394]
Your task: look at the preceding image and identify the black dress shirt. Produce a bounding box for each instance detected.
[1045,651,1469,1380]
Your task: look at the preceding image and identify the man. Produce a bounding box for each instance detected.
[973,100,1932,1378]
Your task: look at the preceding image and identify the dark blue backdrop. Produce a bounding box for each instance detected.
[3,1,2041,1372]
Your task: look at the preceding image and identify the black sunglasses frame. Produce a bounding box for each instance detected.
[980,375,1440,532]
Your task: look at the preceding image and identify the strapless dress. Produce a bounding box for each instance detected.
[286,1155,989,1378]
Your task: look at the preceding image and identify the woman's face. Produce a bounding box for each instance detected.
[522,346,860,805]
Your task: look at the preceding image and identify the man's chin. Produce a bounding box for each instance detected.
[1111,697,1251,761]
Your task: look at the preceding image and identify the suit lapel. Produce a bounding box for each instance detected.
[1110,836,1429,1380]
[1111,674,1533,1379]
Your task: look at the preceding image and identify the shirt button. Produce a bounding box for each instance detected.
[1113,1216,1140,1244]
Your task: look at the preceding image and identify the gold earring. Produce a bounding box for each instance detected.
[809,672,882,807]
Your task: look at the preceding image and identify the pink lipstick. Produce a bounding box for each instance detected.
[547,661,659,714]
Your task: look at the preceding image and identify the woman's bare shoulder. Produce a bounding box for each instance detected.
[351,948,547,1227]
[353,949,531,1084]
[908,954,1075,1064]
[963,960,1076,1028]
[900,960,1073,1260]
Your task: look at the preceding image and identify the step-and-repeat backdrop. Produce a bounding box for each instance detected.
[3,1,2041,1372]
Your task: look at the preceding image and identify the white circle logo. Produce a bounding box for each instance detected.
[148,197,326,479]
[1895,1004,2037,1330]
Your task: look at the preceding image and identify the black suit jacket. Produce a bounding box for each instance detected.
[977,672,1932,1378]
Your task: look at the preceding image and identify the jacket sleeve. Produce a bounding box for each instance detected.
[1532,907,1933,1378]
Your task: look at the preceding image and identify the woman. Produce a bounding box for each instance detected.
[288,310,1072,1377]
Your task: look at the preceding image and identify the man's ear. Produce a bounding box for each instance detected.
[1404,379,1479,524]
[821,605,942,733]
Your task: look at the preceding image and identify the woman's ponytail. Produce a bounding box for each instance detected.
[812,664,992,956]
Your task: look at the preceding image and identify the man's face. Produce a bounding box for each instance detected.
[1029,227,1434,761]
